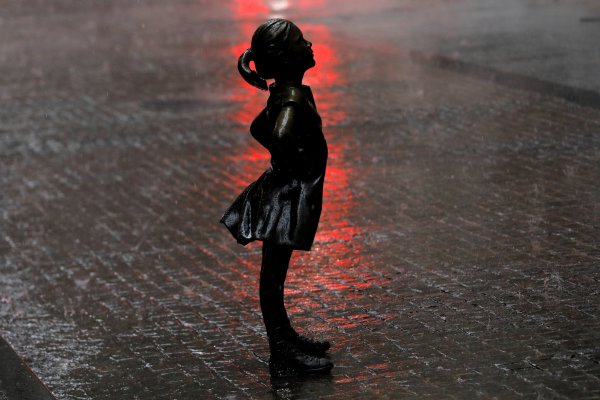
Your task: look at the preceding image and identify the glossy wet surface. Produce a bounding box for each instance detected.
[1,1,600,399]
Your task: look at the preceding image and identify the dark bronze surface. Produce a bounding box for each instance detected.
[221,18,333,375]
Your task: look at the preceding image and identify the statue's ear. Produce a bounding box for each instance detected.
[276,50,292,67]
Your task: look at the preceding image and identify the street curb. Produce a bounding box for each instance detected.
[409,50,600,110]
[0,337,56,400]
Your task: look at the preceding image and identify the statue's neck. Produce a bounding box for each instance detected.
[274,70,305,88]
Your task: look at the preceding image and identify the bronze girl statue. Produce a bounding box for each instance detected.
[221,19,333,374]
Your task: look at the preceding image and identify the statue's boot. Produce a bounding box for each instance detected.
[268,333,333,376]
[284,326,331,357]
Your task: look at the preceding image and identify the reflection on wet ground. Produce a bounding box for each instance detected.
[270,373,335,398]
[1,0,600,399]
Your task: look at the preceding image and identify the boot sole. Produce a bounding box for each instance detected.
[269,359,334,377]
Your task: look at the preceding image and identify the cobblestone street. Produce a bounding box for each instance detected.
[1,0,600,399]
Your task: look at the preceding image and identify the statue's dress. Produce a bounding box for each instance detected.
[221,84,328,251]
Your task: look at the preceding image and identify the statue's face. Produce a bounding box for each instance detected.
[285,24,316,71]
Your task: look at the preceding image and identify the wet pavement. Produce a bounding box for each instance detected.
[1,0,600,399]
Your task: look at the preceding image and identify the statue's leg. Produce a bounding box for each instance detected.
[259,242,333,375]
[259,242,293,339]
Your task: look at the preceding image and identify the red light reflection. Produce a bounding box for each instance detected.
[232,0,269,18]
[301,23,347,127]
[298,0,325,9]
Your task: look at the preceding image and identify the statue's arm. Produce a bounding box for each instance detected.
[273,105,295,141]
[273,105,308,170]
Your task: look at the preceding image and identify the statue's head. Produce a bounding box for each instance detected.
[238,19,315,90]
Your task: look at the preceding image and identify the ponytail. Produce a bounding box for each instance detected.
[238,48,268,91]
